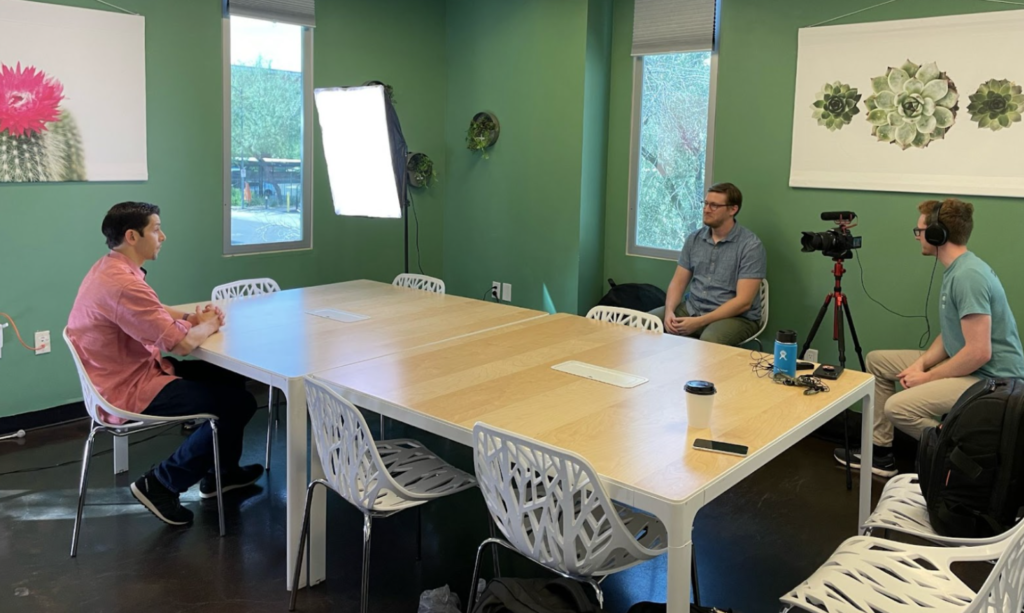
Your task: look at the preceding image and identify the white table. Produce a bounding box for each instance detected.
[175,280,547,588]
[312,313,876,612]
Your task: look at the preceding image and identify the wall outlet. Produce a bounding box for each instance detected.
[803,348,819,363]
[501,282,512,302]
[35,330,51,356]
[491,281,501,301]
[0,322,6,359]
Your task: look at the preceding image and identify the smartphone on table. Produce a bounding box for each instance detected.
[693,438,749,457]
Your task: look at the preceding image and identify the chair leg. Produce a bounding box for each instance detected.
[583,578,604,610]
[379,414,386,440]
[210,420,225,537]
[289,481,321,612]
[691,546,701,606]
[468,537,503,610]
[361,514,373,613]
[70,427,98,558]
[265,385,274,471]
[487,520,502,578]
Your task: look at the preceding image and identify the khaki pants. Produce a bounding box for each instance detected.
[649,303,759,347]
[868,349,979,447]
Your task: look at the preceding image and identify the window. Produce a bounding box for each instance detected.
[223,16,313,254]
[627,51,717,260]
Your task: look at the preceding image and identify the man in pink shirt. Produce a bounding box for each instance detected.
[68,202,261,526]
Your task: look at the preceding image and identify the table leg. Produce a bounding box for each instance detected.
[113,435,128,474]
[664,499,698,613]
[858,390,875,526]
[285,378,325,590]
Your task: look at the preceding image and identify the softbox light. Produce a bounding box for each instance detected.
[314,85,405,219]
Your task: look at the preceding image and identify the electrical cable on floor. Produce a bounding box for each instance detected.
[0,426,179,478]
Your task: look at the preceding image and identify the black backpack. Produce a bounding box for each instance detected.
[470,578,598,613]
[917,377,1024,538]
[597,279,666,313]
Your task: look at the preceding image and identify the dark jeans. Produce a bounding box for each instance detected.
[144,359,257,493]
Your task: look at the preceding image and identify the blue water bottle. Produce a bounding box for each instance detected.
[774,329,798,378]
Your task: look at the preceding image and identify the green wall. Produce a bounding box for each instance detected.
[442,0,600,315]
[0,0,447,418]
[603,0,1024,367]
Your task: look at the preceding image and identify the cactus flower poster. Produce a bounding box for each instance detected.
[0,0,146,183]
[790,10,1024,198]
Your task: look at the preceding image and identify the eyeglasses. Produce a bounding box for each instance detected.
[912,227,926,237]
[703,201,732,211]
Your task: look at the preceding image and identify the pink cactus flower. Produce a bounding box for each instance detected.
[0,63,65,137]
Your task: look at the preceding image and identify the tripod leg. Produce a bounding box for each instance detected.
[836,299,847,369]
[843,298,867,372]
[802,294,833,360]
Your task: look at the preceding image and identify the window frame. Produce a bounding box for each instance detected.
[222,17,314,256]
[625,46,720,261]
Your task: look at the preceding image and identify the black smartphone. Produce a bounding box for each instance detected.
[813,364,844,380]
[693,438,749,457]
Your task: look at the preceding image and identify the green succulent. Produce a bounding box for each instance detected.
[864,60,959,150]
[812,82,862,131]
[967,79,1023,131]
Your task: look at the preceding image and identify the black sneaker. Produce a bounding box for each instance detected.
[199,464,264,499]
[130,471,194,526]
[833,446,898,478]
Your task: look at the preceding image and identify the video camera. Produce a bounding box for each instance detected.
[801,211,862,259]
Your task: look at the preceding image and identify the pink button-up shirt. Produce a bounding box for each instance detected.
[67,251,191,425]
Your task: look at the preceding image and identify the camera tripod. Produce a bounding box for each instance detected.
[802,257,865,371]
[802,257,865,490]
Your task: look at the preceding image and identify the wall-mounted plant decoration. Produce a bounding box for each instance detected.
[864,60,959,150]
[406,152,436,188]
[967,79,1022,131]
[811,81,861,131]
[466,111,499,159]
[364,80,395,104]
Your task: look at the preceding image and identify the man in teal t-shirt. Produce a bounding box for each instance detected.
[835,198,1024,478]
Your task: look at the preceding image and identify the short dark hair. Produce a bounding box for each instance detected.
[708,182,743,216]
[102,202,160,249]
[918,198,974,246]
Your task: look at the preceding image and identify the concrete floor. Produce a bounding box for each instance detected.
[0,406,957,613]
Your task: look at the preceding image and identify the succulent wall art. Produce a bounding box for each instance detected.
[811,60,1020,149]
[1,0,148,184]
[790,10,1024,197]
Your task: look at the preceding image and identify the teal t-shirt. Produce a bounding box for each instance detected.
[940,251,1024,379]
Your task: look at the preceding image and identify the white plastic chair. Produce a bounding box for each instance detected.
[780,515,1024,613]
[289,378,476,613]
[392,273,445,294]
[586,305,664,333]
[210,277,281,301]
[469,423,668,608]
[63,328,225,557]
[211,278,281,471]
[861,474,1013,547]
[739,279,769,346]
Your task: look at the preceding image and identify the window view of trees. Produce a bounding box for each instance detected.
[635,52,712,253]
[229,18,304,247]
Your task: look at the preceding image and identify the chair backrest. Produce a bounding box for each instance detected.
[965,518,1024,613]
[472,422,661,578]
[739,279,769,345]
[392,273,445,294]
[304,378,421,513]
[211,278,281,301]
[585,306,663,333]
[62,327,147,426]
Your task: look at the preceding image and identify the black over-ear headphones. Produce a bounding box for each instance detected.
[925,201,948,247]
